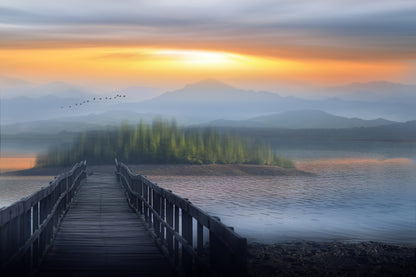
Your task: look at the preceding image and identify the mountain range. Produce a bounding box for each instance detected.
[206,110,396,129]
[1,79,416,128]
[0,109,404,135]
[325,81,416,102]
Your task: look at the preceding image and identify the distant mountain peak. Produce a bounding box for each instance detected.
[349,80,397,86]
[158,79,254,101]
[278,109,331,115]
[184,79,234,90]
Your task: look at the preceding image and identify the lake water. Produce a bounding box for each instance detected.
[1,143,415,245]
[0,176,55,208]
[147,158,416,245]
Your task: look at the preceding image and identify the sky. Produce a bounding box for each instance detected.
[1,0,416,92]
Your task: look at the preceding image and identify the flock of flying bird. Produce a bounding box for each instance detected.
[61,93,127,109]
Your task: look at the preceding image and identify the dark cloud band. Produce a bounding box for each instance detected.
[1,0,415,60]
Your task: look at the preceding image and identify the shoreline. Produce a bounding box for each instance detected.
[127,163,313,176]
[0,166,73,177]
[1,163,313,177]
[248,241,416,276]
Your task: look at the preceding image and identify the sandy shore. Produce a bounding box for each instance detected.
[3,163,312,177]
[248,241,416,277]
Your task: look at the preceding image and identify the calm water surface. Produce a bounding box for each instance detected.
[148,158,416,245]
[0,176,54,208]
[1,149,415,245]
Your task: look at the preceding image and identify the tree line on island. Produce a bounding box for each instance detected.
[36,119,294,168]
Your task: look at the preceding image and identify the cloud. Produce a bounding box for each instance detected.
[1,0,415,60]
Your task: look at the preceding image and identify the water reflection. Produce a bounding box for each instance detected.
[147,158,416,245]
[0,176,54,208]
[0,157,415,245]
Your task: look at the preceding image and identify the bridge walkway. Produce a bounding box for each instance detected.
[38,169,175,277]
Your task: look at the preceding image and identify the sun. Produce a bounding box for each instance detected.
[154,49,241,66]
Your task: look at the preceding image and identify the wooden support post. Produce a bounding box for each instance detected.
[174,206,180,267]
[166,201,174,255]
[182,209,193,276]
[139,179,144,214]
[0,220,9,266]
[160,197,166,244]
[153,191,160,237]
[143,184,149,224]
[197,222,203,255]
[64,182,68,210]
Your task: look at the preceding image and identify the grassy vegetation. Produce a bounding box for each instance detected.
[36,119,294,168]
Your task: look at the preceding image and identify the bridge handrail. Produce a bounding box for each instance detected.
[0,161,87,274]
[115,159,247,276]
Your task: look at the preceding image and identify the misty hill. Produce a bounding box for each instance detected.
[138,79,416,121]
[1,80,92,99]
[0,81,163,124]
[2,79,416,125]
[1,111,182,134]
[328,81,416,102]
[140,79,314,120]
[206,110,396,129]
[1,119,102,135]
[233,120,416,144]
[0,95,85,124]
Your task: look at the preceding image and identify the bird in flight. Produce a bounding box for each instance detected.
[60,92,127,110]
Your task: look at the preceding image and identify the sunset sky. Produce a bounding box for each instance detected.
[1,0,416,91]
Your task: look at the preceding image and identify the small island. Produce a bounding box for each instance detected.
[36,119,295,169]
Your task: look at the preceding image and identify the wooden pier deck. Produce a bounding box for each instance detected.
[1,161,247,277]
[38,169,174,277]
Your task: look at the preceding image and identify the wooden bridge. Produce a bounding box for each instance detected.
[0,161,247,276]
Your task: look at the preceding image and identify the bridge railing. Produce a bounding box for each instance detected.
[0,161,87,275]
[115,159,247,277]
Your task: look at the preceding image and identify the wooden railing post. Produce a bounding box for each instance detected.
[138,178,144,214]
[153,190,161,237]
[143,182,149,224]
[159,196,165,245]
[182,202,193,276]
[115,160,248,277]
[166,199,174,256]
[197,223,203,254]
[174,205,180,267]
[0,161,87,275]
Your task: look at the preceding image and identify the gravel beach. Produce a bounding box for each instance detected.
[248,241,416,277]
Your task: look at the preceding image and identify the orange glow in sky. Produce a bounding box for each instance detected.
[0,156,37,173]
[1,1,415,90]
[0,46,409,89]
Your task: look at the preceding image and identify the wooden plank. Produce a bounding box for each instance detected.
[38,169,174,277]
